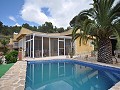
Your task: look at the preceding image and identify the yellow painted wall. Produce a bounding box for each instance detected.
[9,38,13,45]
[9,33,18,45]
[75,37,94,54]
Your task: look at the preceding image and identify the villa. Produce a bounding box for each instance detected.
[9,27,94,59]
[1,0,120,89]
[2,26,120,90]
[5,27,120,90]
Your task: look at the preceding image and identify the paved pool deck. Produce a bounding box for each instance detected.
[0,56,120,90]
[0,61,27,90]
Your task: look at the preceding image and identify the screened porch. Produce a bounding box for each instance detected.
[25,33,72,58]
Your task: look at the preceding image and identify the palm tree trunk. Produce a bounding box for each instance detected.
[97,38,113,64]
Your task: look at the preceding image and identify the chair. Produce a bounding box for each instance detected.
[35,50,41,57]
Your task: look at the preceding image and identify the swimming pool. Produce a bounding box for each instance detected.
[25,59,120,90]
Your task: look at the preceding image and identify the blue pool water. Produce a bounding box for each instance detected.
[25,59,120,90]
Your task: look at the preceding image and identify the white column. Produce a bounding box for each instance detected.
[58,38,59,56]
[64,38,65,56]
[22,37,24,58]
[24,37,26,58]
[30,39,31,57]
[33,34,35,58]
[28,41,29,57]
[22,37,24,49]
[49,38,51,56]
[42,37,43,57]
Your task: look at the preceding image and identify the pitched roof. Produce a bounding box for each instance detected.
[15,27,73,40]
[16,27,33,40]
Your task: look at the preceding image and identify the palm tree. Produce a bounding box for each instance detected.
[70,0,120,64]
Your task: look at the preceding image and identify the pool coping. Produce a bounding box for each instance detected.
[0,59,120,90]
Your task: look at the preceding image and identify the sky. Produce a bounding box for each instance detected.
[0,0,93,28]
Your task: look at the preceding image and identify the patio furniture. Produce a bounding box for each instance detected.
[35,50,41,57]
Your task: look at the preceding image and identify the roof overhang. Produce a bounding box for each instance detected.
[15,27,33,41]
[32,33,72,39]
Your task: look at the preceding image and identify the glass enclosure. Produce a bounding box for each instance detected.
[34,36,42,57]
[65,39,71,55]
[51,38,58,56]
[43,37,49,57]
[25,34,72,58]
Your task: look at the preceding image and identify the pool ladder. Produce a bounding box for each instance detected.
[58,62,65,77]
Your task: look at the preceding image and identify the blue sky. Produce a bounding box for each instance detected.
[0,0,93,27]
[0,0,39,26]
[0,0,23,26]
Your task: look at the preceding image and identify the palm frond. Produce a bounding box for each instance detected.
[112,19,120,37]
[109,1,120,21]
[70,0,120,47]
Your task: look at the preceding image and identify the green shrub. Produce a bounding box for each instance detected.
[5,50,18,64]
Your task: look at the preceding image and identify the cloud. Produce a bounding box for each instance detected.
[9,16,16,22]
[9,16,20,26]
[14,23,21,26]
[21,0,93,28]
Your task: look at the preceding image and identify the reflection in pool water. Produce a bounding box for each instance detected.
[25,61,120,90]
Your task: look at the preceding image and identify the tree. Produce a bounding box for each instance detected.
[38,22,54,33]
[70,14,90,45]
[53,26,57,32]
[1,39,9,55]
[66,26,72,30]
[37,22,66,33]
[22,23,30,29]
[0,21,3,33]
[11,26,21,34]
[22,23,38,31]
[70,0,120,64]
[57,27,64,33]
[1,25,10,35]
[0,21,21,36]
